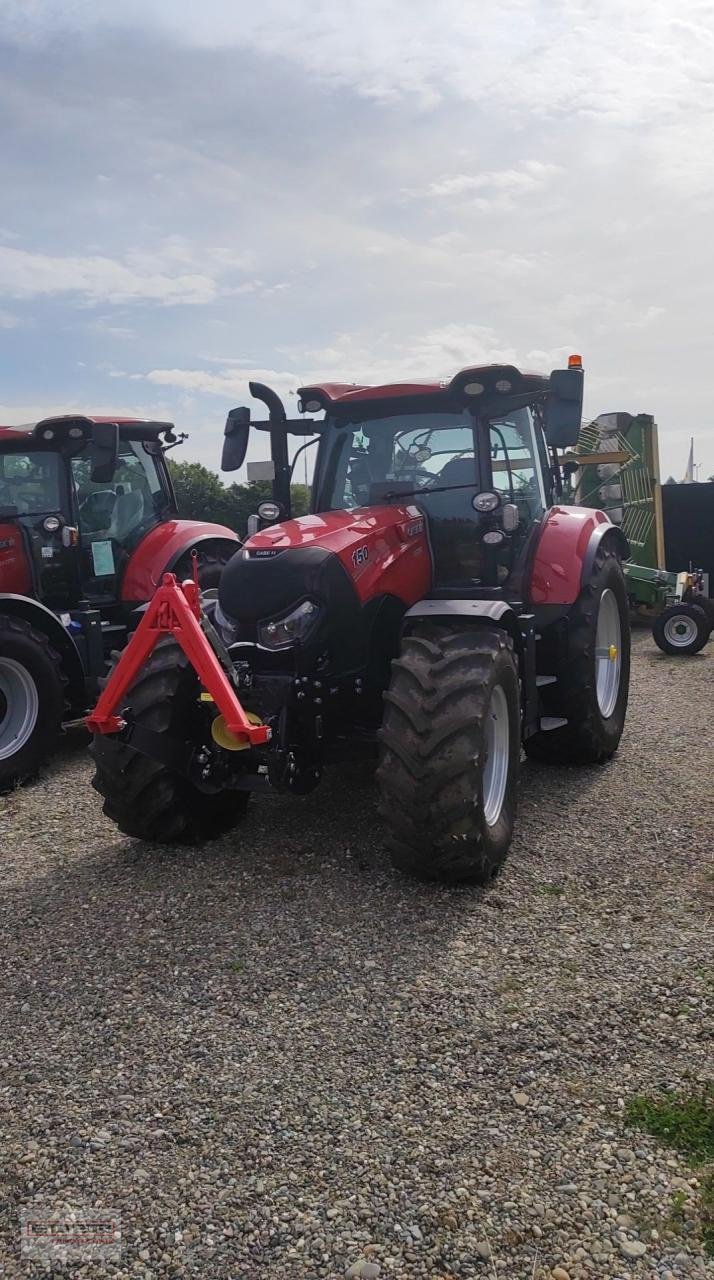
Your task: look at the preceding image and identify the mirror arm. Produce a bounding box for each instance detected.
[288,436,320,484]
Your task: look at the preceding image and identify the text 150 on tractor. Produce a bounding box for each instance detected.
[88,357,631,883]
[0,415,239,788]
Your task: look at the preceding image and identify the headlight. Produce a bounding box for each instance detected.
[472,491,501,513]
[258,600,320,650]
[257,500,283,523]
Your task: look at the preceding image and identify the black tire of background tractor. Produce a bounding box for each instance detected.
[652,602,711,656]
[0,614,65,791]
[376,625,520,885]
[174,546,237,593]
[524,543,630,766]
[90,636,249,843]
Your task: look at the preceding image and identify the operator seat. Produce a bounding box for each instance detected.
[108,488,144,542]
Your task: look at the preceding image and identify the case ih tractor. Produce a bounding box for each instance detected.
[89,358,631,883]
[0,415,239,788]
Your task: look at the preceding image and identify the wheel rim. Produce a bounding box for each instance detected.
[0,657,39,760]
[482,684,510,827]
[663,614,698,648]
[595,588,622,718]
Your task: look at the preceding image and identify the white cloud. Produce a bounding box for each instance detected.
[409,161,562,207]
[0,236,262,307]
[127,325,575,406]
[5,0,714,134]
[0,245,216,305]
[0,309,21,329]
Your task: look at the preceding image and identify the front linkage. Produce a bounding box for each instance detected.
[87,571,271,786]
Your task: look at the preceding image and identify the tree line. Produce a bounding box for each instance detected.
[168,460,309,536]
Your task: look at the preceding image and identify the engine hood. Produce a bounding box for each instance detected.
[243,505,423,557]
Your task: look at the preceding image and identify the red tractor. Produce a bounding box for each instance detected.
[0,415,239,788]
[89,359,631,882]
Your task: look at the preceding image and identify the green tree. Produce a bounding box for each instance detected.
[169,461,311,535]
[169,460,235,526]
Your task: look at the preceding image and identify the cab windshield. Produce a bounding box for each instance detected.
[72,438,169,547]
[323,407,543,514]
[324,410,480,510]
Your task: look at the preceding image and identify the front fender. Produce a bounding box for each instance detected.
[121,520,240,602]
[403,598,522,645]
[0,593,86,709]
[530,507,628,607]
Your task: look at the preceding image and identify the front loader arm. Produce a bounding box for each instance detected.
[86,573,270,747]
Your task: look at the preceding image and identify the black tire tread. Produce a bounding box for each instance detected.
[377,625,519,884]
[525,544,630,765]
[90,636,247,843]
[0,612,65,787]
[652,602,711,656]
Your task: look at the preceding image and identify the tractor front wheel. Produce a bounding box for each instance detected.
[652,602,711,655]
[377,625,520,884]
[525,543,630,766]
[174,545,237,593]
[90,636,249,843]
[0,615,64,791]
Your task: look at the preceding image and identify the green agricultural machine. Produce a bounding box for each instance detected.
[562,413,713,654]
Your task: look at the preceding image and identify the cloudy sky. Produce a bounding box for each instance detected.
[1,0,713,481]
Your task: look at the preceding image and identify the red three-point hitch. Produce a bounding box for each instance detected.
[85,573,270,747]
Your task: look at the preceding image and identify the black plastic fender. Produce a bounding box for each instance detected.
[581,525,630,588]
[0,593,86,711]
[403,598,522,646]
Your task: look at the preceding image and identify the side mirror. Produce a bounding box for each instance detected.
[89,422,119,483]
[221,407,251,472]
[544,366,584,448]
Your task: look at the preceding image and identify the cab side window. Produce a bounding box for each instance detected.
[489,410,545,524]
[0,453,61,515]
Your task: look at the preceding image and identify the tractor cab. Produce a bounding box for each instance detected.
[0,416,178,609]
[221,360,584,600]
[313,401,550,594]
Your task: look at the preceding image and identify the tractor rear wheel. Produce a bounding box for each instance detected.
[525,542,630,765]
[0,614,64,791]
[90,636,249,843]
[377,625,520,884]
[652,602,711,655]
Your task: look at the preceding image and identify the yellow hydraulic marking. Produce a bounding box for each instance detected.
[211,711,263,752]
[609,645,618,660]
[200,692,214,702]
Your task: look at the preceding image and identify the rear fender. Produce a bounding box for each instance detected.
[403,599,521,647]
[0,593,85,709]
[530,507,628,607]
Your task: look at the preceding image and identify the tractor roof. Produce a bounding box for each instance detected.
[0,415,174,444]
[297,364,550,415]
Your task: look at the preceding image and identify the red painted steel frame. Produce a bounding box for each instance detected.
[86,573,270,747]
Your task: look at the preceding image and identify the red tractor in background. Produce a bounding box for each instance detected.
[0,415,239,788]
[89,358,631,883]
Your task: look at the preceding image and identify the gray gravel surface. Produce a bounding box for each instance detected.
[0,632,712,1279]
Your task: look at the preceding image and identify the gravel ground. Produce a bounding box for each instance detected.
[0,630,712,1280]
